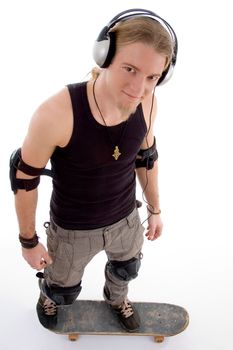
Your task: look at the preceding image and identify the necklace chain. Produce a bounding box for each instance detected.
[92,78,128,160]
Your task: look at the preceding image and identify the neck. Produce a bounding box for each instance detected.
[91,76,130,125]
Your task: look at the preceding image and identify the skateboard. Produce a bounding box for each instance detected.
[37,299,189,343]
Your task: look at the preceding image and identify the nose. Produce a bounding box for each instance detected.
[129,74,146,97]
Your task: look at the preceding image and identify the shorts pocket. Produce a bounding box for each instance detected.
[108,212,144,260]
[48,239,74,285]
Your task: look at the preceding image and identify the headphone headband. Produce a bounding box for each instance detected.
[93,8,178,85]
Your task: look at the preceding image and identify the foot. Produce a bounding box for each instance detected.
[36,273,57,329]
[111,298,140,332]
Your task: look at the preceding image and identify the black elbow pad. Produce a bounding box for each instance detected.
[9,148,41,194]
[135,137,158,170]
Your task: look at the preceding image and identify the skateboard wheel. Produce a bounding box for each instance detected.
[68,333,79,341]
[154,336,164,343]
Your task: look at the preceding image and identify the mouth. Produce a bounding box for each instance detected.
[122,90,141,102]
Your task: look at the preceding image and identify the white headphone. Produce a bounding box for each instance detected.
[93,8,178,85]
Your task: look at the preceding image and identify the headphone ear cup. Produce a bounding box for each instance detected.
[157,64,174,85]
[93,32,116,68]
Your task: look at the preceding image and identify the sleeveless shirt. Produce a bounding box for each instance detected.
[50,81,147,229]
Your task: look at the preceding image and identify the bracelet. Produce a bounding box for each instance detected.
[147,205,161,215]
[19,232,39,249]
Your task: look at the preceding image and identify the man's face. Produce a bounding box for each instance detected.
[105,41,167,115]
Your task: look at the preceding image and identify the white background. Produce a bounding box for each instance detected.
[1,0,232,349]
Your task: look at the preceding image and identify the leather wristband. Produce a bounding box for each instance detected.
[19,232,39,249]
[147,205,161,215]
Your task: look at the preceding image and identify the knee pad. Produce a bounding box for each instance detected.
[37,273,82,305]
[46,283,82,305]
[107,256,141,282]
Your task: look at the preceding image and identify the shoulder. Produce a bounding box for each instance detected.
[30,87,73,147]
[20,87,73,167]
[37,87,71,115]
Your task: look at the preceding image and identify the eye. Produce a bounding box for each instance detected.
[148,75,160,82]
[122,66,136,73]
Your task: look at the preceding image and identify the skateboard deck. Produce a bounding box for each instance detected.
[37,299,189,343]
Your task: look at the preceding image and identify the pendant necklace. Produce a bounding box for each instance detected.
[92,78,128,160]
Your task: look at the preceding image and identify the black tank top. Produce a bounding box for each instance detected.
[50,81,147,229]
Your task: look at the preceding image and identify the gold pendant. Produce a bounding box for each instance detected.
[112,146,121,160]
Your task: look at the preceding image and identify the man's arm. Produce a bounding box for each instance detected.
[15,186,52,270]
[137,94,163,241]
[14,105,57,270]
[13,88,72,270]
[136,161,163,240]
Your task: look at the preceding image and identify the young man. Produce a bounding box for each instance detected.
[10,9,177,331]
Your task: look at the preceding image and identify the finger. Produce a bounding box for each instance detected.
[31,264,43,271]
[33,260,47,271]
[152,229,162,241]
[146,229,155,240]
[145,232,152,240]
[40,259,51,268]
[43,254,53,266]
[42,260,52,267]
[40,259,47,266]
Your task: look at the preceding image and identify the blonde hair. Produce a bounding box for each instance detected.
[91,66,101,80]
[112,17,173,70]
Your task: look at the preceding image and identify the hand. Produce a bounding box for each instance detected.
[145,214,163,241]
[22,242,53,271]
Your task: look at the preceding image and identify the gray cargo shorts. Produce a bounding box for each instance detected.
[44,207,144,303]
